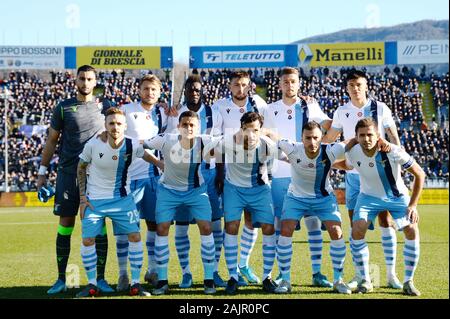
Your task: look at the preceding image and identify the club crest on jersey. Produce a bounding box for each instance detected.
[369,162,375,167]
[112,155,118,160]
[99,153,104,158]
[357,112,363,117]
[357,161,361,167]
[287,109,292,114]
[308,163,314,168]
[240,108,245,113]
[146,115,151,120]
[345,113,350,118]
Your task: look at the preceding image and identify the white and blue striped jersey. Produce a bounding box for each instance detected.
[264,98,331,178]
[211,134,276,188]
[346,145,415,199]
[144,133,219,191]
[121,102,167,180]
[213,95,267,135]
[79,137,145,200]
[331,99,396,174]
[278,139,345,198]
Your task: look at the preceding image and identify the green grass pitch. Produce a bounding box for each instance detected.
[0,205,448,299]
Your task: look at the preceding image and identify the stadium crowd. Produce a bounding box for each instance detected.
[0,67,448,191]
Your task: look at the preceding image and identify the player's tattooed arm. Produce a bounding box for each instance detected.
[77,161,93,220]
[386,125,401,146]
[142,150,164,171]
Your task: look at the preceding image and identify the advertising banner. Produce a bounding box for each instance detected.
[397,40,448,65]
[190,45,298,68]
[0,46,65,69]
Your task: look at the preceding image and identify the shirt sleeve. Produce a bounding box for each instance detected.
[144,134,166,151]
[381,103,396,129]
[330,108,343,132]
[391,146,415,169]
[277,139,296,156]
[78,139,93,164]
[308,102,330,124]
[329,142,346,161]
[212,108,223,136]
[344,152,354,170]
[133,140,145,159]
[50,103,63,131]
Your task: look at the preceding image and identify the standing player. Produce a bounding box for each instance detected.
[76,107,155,297]
[145,111,219,296]
[271,121,352,294]
[346,118,424,296]
[37,65,113,295]
[323,70,403,289]
[212,71,267,285]
[165,75,227,288]
[264,67,333,287]
[115,74,167,291]
[205,112,279,295]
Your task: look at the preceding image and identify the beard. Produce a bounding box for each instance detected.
[233,94,247,101]
[77,87,92,96]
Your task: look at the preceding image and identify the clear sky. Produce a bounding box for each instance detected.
[0,0,448,63]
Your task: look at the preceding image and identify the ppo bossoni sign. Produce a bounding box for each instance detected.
[0,46,65,69]
[75,46,173,69]
[189,45,298,68]
[297,42,385,67]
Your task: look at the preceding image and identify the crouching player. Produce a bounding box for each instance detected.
[205,111,279,295]
[346,118,424,296]
[273,121,353,294]
[144,111,220,296]
[76,107,159,297]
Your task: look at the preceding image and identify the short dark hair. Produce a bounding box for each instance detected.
[184,74,202,89]
[302,121,322,133]
[179,110,199,122]
[280,67,299,77]
[230,71,250,81]
[346,70,367,83]
[240,111,264,128]
[355,118,378,134]
[77,65,96,76]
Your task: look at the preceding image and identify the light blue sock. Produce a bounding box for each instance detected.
[129,241,143,285]
[201,234,216,280]
[155,235,169,281]
[276,235,293,282]
[81,243,97,286]
[175,225,191,275]
[262,234,276,281]
[224,233,239,281]
[330,238,346,282]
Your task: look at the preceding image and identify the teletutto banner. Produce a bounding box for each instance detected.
[189,45,298,69]
[72,46,173,69]
[396,40,449,65]
[0,46,65,69]
[297,42,385,67]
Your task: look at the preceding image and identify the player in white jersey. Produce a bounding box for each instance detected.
[323,70,403,290]
[212,71,267,285]
[204,111,279,294]
[264,67,334,287]
[76,108,159,297]
[144,111,220,295]
[267,121,355,294]
[165,75,227,288]
[345,118,424,296]
[114,74,167,291]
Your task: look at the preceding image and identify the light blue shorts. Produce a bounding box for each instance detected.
[281,192,341,223]
[175,168,223,223]
[223,180,274,227]
[82,195,140,238]
[353,193,412,230]
[130,176,160,222]
[156,184,212,224]
[271,177,291,218]
[345,173,360,211]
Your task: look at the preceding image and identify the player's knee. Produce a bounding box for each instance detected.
[351,225,365,240]
[83,237,95,246]
[403,224,419,240]
[328,225,343,240]
[60,216,75,227]
[198,223,212,235]
[378,211,392,227]
[225,222,239,235]
[261,224,275,235]
[146,221,157,231]
[128,232,141,242]
[156,223,170,236]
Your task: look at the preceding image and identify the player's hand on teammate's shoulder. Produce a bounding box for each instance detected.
[299,94,317,104]
[377,138,392,153]
[161,102,178,117]
[156,160,165,172]
[96,131,108,143]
